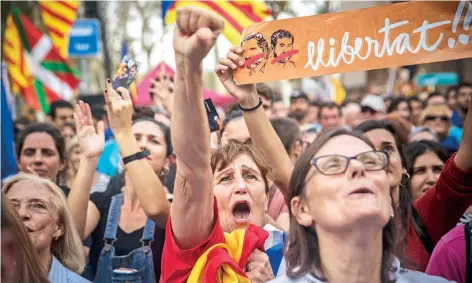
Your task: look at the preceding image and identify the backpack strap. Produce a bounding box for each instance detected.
[465,221,472,283]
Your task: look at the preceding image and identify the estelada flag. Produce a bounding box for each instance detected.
[162,1,271,45]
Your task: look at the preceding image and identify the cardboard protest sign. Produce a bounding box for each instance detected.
[234,0,472,85]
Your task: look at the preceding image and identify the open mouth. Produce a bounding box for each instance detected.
[232,201,251,223]
[25,226,34,233]
[349,187,374,195]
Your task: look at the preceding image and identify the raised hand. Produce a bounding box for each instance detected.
[74,100,105,159]
[150,64,174,113]
[245,249,274,283]
[216,46,258,107]
[173,7,224,62]
[103,79,133,138]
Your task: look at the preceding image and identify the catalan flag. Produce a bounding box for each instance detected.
[38,1,80,58]
[162,1,271,45]
[3,15,30,94]
[3,5,80,113]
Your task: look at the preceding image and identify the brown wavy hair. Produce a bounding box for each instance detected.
[284,128,396,283]
[1,192,50,283]
[210,140,271,193]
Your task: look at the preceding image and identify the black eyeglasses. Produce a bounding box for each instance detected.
[424,115,449,122]
[311,150,389,176]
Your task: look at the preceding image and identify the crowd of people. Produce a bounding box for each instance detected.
[2,7,472,283]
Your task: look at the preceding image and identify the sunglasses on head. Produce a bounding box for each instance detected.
[424,115,449,122]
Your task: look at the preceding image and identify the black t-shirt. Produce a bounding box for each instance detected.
[88,185,165,279]
[59,185,71,198]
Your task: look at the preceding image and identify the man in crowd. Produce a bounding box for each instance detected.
[343,102,361,129]
[318,102,343,130]
[271,94,288,118]
[221,110,250,143]
[427,92,446,106]
[452,82,472,128]
[360,94,386,123]
[288,90,309,123]
[257,83,275,117]
[47,100,74,127]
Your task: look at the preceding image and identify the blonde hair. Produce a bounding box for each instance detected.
[2,173,86,274]
[420,104,452,125]
[1,192,50,283]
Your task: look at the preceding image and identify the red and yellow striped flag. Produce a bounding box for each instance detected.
[38,1,80,58]
[3,15,31,94]
[163,1,271,45]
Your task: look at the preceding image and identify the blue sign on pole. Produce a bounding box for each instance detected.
[68,19,101,57]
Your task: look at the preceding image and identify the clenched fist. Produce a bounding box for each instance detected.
[246,249,274,283]
[173,7,224,62]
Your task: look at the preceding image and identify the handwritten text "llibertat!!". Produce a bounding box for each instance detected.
[304,2,470,71]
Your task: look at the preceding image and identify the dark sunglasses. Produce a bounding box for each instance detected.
[361,106,377,114]
[424,115,449,122]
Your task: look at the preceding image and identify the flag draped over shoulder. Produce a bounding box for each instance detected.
[163,1,271,45]
[38,1,79,58]
[3,5,80,113]
[187,225,268,283]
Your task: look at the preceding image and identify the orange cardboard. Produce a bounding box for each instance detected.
[233,0,472,85]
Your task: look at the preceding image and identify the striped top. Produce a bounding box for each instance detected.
[48,256,91,283]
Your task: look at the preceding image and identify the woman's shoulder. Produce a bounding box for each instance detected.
[398,268,456,282]
[268,273,321,283]
[49,257,91,283]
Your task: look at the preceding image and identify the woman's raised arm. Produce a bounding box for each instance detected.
[68,101,104,239]
[103,81,170,229]
[216,46,294,198]
[169,7,224,249]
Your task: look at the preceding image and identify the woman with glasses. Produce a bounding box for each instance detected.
[271,128,451,282]
[420,104,462,155]
[3,174,89,282]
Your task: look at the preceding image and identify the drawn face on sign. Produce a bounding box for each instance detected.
[271,30,294,64]
[242,33,269,72]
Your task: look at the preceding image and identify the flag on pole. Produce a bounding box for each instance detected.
[121,40,139,104]
[4,5,80,113]
[38,1,80,58]
[162,1,271,45]
[330,75,346,105]
[3,15,30,94]
[1,62,17,182]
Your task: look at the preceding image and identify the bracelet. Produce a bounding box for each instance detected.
[122,150,151,165]
[239,97,262,112]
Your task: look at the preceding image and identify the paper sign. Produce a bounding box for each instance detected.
[234,1,472,85]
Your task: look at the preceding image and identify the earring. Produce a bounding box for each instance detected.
[160,167,169,177]
[391,212,395,218]
[54,235,59,241]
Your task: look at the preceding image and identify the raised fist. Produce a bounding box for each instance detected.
[173,6,224,62]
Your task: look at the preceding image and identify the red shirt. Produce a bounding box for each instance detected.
[160,201,225,283]
[407,153,472,271]
[160,199,267,283]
